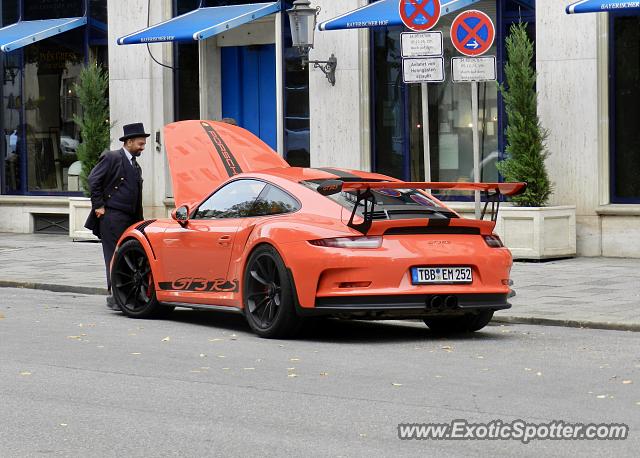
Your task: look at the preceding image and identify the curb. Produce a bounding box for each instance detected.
[493,315,640,332]
[0,280,108,296]
[1,280,638,332]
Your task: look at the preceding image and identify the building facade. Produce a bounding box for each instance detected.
[0,0,639,257]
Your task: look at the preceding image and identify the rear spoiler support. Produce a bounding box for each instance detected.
[347,188,375,234]
[481,189,502,222]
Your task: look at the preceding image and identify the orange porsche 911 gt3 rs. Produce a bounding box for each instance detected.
[110,120,526,338]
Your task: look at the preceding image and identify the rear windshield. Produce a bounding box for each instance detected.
[301,180,457,219]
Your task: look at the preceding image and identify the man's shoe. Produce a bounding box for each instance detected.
[106,295,120,311]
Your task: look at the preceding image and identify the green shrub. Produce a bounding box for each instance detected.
[73,61,110,195]
[497,22,552,207]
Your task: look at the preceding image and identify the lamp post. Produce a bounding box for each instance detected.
[286,0,337,86]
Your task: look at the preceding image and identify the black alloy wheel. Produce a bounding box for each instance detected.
[111,239,173,318]
[243,245,301,338]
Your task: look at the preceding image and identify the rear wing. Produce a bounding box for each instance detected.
[316,180,527,234]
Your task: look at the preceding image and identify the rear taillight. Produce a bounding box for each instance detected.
[483,234,504,248]
[309,236,383,249]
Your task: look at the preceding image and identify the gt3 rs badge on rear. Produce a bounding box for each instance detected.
[159,277,239,293]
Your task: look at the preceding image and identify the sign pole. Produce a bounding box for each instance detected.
[472,81,481,219]
[421,82,431,183]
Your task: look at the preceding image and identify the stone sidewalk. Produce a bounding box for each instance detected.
[0,233,638,331]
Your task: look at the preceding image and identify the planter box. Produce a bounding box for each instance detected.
[451,204,576,260]
[69,197,98,240]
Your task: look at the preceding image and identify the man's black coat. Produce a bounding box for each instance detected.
[84,149,143,238]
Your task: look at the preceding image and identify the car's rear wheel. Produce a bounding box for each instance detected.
[111,239,174,319]
[423,311,494,334]
[243,245,301,338]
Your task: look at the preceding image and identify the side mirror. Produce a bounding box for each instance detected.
[171,205,190,227]
[317,179,343,196]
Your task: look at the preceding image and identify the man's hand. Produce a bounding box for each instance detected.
[95,207,105,218]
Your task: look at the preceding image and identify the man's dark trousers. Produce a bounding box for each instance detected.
[100,209,137,291]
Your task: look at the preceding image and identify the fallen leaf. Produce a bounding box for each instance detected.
[623,380,633,385]
[217,355,225,358]
[243,367,255,371]
[596,395,607,399]
[392,383,403,387]
[287,367,296,371]
[536,372,542,377]
[477,356,485,359]
[230,334,238,340]
[290,358,300,362]
[208,338,223,342]
[222,368,230,371]
[0,313,5,319]
[524,368,532,372]
[288,373,298,378]
[67,335,82,340]
[441,346,453,351]
[162,337,170,342]
[320,372,329,376]
[190,370,201,373]
[60,424,68,427]
[131,352,141,355]
[199,353,207,358]
[359,433,367,438]
[19,371,31,376]
[278,345,284,348]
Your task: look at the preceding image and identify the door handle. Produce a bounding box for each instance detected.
[218,235,232,245]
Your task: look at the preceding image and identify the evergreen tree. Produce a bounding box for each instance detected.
[497,22,552,207]
[74,61,110,195]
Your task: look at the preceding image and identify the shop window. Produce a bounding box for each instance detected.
[174,0,201,121]
[23,28,84,192]
[24,0,83,20]
[372,0,499,192]
[1,0,19,26]
[611,15,640,202]
[2,51,22,193]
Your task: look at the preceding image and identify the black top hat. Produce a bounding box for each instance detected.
[119,123,151,142]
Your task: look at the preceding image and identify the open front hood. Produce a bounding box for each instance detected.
[164,120,289,208]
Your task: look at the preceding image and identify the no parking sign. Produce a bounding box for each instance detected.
[450,10,495,57]
[399,0,441,32]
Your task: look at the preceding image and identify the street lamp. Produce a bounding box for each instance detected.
[287,0,337,86]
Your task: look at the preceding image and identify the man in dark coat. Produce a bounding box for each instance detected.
[85,123,149,309]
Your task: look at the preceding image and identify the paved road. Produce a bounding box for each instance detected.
[1,289,638,457]
[1,233,639,331]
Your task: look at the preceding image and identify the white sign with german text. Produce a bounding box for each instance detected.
[451,56,496,82]
[403,57,445,83]
[401,31,443,57]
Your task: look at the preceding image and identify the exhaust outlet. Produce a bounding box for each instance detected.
[430,295,444,309]
[445,295,458,309]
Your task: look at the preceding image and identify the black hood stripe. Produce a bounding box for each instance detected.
[314,167,361,179]
[201,122,243,177]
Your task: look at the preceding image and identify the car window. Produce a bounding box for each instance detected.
[250,185,300,217]
[195,180,266,219]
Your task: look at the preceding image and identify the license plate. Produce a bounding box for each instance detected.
[411,266,473,284]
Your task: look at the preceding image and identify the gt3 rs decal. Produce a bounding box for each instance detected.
[159,277,240,293]
[200,122,243,177]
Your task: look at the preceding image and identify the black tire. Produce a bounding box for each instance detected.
[243,245,301,338]
[423,311,494,334]
[111,239,174,319]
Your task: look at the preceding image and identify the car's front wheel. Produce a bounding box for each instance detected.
[111,239,174,319]
[243,245,301,338]
[423,311,494,334]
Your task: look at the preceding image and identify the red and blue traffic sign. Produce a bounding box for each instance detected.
[399,0,441,32]
[450,10,495,57]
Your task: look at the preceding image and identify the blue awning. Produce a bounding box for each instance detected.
[117,2,281,45]
[319,0,481,31]
[566,0,640,14]
[0,17,87,52]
